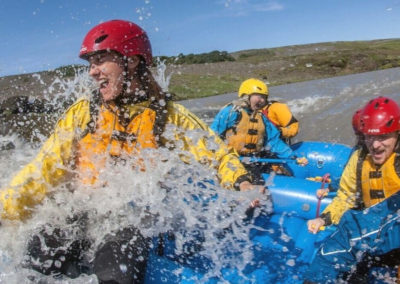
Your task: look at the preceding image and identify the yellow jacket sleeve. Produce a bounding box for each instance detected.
[266,102,299,138]
[321,150,359,224]
[0,98,91,220]
[164,102,250,190]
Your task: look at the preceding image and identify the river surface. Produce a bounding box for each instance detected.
[181,67,400,146]
[0,67,399,283]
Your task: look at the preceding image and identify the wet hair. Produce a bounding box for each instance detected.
[116,56,173,143]
[137,59,172,141]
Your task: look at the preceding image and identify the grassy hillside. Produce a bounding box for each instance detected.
[167,39,400,99]
[1,38,400,142]
[1,38,400,102]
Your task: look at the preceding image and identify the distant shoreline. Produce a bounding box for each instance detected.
[1,67,400,143]
[178,66,400,108]
[1,38,400,103]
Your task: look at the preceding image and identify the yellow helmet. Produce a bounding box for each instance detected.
[238,78,269,97]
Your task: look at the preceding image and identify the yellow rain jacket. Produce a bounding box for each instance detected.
[262,101,298,139]
[320,148,400,225]
[0,97,250,220]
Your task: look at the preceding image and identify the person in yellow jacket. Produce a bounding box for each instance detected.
[233,78,299,144]
[0,20,263,282]
[306,96,400,282]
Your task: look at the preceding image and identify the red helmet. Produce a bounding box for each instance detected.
[352,108,363,135]
[359,96,400,135]
[79,19,152,66]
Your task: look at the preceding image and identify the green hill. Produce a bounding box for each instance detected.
[1,38,400,142]
[167,39,400,99]
[1,38,400,102]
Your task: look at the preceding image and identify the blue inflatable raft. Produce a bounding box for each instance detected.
[144,141,355,283]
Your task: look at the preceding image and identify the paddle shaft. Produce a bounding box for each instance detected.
[240,157,297,164]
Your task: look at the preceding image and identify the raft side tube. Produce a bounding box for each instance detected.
[288,141,352,184]
[263,173,333,220]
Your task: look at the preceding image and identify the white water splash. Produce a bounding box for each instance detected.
[0,69,269,283]
[2,65,400,283]
[153,59,173,92]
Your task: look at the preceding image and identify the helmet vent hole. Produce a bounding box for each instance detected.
[374,102,380,109]
[95,34,108,44]
[386,119,394,128]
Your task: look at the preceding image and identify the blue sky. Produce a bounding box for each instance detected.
[1,0,400,77]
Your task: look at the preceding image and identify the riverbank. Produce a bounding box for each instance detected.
[1,38,400,102]
[1,38,400,142]
[167,38,400,99]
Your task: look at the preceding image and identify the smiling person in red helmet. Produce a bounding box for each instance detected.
[305,96,400,282]
[0,20,262,282]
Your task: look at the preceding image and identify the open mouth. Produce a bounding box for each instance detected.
[254,103,263,109]
[372,148,385,158]
[99,79,109,90]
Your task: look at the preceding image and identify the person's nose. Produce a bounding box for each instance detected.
[89,63,100,77]
[371,139,382,149]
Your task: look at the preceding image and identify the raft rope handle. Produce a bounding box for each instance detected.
[315,173,331,218]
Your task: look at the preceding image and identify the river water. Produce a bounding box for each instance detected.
[0,67,399,283]
[181,67,400,146]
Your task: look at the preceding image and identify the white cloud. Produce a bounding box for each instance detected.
[255,2,284,12]
[177,0,284,28]
[216,0,284,16]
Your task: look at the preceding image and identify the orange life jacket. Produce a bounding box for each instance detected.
[262,101,279,127]
[262,100,298,142]
[356,150,400,208]
[76,104,158,185]
[225,109,266,155]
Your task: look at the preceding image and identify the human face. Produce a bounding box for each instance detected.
[249,94,267,111]
[365,132,398,165]
[88,52,124,102]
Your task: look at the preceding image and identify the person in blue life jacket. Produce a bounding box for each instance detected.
[305,96,400,283]
[0,20,265,283]
[210,78,307,185]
